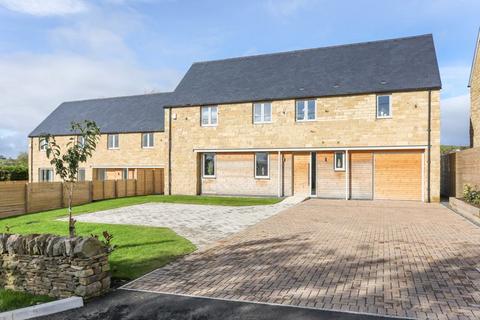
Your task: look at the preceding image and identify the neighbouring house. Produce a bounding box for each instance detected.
[28,93,173,189]
[29,34,442,202]
[470,29,480,147]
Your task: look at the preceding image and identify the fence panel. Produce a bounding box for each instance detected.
[441,147,480,198]
[0,181,27,218]
[28,182,63,213]
[0,170,165,218]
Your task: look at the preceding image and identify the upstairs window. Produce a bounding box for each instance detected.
[107,134,119,149]
[39,138,47,151]
[39,168,53,182]
[253,102,272,123]
[377,95,392,118]
[334,152,345,171]
[77,136,85,148]
[142,133,154,148]
[201,106,218,126]
[296,99,316,121]
[255,152,269,178]
[202,153,216,178]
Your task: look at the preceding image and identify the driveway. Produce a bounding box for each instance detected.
[122,199,480,320]
[70,196,304,248]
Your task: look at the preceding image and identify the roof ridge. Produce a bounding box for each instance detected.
[61,91,173,105]
[191,34,433,66]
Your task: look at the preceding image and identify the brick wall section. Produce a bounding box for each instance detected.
[168,90,441,201]
[0,234,110,299]
[471,42,480,147]
[29,132,168,182]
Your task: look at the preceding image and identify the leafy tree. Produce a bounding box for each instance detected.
[16,152,28,167]
[42,121,100,237]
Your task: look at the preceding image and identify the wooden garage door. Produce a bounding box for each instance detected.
[374,152,423,201]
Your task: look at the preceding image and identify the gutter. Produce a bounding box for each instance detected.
[168,107,172,195]
[427,90,432,203]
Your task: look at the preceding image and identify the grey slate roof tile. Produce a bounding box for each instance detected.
[170,34,442,107]
[29,92,173,137]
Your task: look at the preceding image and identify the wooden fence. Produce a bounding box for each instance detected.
[441,147,480,198]
[0,169,164,219]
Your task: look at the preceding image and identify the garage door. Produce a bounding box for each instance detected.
[374,152,423,201]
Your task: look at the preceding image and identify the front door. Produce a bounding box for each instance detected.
[293,153,310,195]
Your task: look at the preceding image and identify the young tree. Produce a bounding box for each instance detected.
[42,121,100,238]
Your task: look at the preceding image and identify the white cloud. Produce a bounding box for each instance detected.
[264,0,313,17]
[441,94,470,146]
[0,0,87,16]
[0,52,181,157]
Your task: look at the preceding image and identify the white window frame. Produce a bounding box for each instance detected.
[142,133,154,148]
[39,138,47,151]
[254,152,270,179]
[295,99,316,122]
[201,106,218,127]
[376,95,392,119]
[202,153,216,178]
[107,134,119,149]
[77,136,85,148]
[39,168,53,182]
[78,168,86,181]
[253,102,272,124]
[334,152,346,171]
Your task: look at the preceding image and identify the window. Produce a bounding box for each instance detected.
[202,153,216,178]
[122,168,129,180]
[142,133,154,148]
[334,152,345,171]
[96,168,106,181]
[296,99,316,121]
[201,106,218,126]
[253,102,272,123]
[107,134,119,149]
[78,168,86,181]
[255,152,269,178]
[39,168,53,182]
[39,138,47,151]
[377,95,392,118]
[77,136,85,148]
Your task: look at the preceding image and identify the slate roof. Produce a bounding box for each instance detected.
[171,34,441,107]
[29,92,173,137]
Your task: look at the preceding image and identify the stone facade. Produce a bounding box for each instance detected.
[167,90,441,201]
[0,234,110,299]
[471,36,480,147]
[29,132,167,182]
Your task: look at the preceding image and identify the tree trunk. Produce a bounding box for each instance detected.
[68,182,75,238]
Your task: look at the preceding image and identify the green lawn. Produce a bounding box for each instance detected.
[0,195,281,280]
[0,288,54,312]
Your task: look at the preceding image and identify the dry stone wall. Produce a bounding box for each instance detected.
[0,234,110,299]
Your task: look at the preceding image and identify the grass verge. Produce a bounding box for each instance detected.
[0,288,54,312]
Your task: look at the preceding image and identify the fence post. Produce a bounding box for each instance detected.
[102,180,105,200]
[153,170,156,195]
[135,179,138,196]
[60,182,65,208]
[115,180,118,199]
[24,182,29,214]
[89,181,93,203]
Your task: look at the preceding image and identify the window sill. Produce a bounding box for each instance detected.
[334,168,346,172]
[142,147,155,149]
[202,175,216,179]
[108,148,119,150]
[255,176,270,180]
[376,116,392,119]
[296,119,317,123]
[201,124,218,127]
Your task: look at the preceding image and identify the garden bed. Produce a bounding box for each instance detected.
[449,197,480,225]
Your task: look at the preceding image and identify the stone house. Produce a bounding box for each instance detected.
[29,34,442,202]
[469,29,480,148]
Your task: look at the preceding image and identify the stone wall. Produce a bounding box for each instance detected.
[471,38,480,147]
[0,234,110,299]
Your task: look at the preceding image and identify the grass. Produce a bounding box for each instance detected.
[0,288,54,312]
[0,195,281,280]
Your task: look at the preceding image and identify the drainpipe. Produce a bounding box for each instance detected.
[427,91,432,203]
[168,107,172,195]
[29,137,33,182]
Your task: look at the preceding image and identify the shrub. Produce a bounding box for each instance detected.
[0,166,28,181]
[463,184,480,206]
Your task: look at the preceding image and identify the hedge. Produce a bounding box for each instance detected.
[0,166,28,181]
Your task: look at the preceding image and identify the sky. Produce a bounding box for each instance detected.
[0,0,478,158]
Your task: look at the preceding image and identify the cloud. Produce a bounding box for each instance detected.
[0,0,88,16]
[264,0,313,17]
[441,94,470,146]
[0,52,181,157]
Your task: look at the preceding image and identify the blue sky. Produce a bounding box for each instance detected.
[0,0,478,157]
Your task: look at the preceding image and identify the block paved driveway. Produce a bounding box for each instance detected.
[123,199,480,320]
